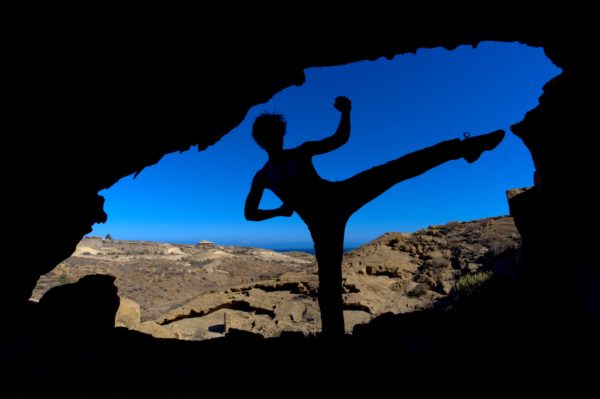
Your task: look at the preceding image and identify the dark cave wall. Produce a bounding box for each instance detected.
[8,24,596,313]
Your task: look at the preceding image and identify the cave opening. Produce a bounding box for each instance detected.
[89,41,560,248]
[32,42,561,339]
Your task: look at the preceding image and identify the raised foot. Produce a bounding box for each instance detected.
[462,129,505,163]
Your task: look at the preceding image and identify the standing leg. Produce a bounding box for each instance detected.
[309,220,347,338]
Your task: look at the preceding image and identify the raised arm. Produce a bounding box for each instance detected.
[244,171,294,221]
[297,96,351,156]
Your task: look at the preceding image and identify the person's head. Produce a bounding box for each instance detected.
[252,112,286,153]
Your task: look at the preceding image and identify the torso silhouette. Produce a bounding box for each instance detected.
[259,148,331,222]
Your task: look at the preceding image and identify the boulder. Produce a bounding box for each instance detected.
[38,274,119,334]
[274,301,306,323]
[137,321,179,339]
[363,251,416,277]
[116,297,141,328]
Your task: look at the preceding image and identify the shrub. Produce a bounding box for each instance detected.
[454,271,493,298]
[57,271,71,284]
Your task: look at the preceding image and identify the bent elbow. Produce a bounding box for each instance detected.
[332,135,349,151]
[244,209,257,221]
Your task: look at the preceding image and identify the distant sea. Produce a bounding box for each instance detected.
[275,248,315,255]
[96,237,356,255]
[274,248,356,255]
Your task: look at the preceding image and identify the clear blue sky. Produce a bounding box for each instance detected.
[91,42,560,249]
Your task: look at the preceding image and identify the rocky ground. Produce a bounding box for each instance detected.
[33,216,521,340]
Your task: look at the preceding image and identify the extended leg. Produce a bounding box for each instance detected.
[341,138,463,215]
[341,130,504,215]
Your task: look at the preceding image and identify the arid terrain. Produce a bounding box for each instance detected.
[33,216,521,340]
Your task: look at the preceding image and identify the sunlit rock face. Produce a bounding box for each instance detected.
[8,24,595,323]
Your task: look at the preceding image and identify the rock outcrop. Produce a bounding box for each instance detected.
[33,241,313,322]
[148,217,520,339]
[33,217,520,340]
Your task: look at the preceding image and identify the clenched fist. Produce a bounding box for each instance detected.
[334,96,351,113]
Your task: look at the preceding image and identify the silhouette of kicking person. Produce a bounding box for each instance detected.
[245,96,504,337]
